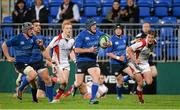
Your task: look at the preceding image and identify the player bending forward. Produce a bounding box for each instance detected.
[126,30,156,104]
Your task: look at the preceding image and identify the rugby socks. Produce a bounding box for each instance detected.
[31,88,38,102]
[45,84,53,102]
[54,88,64,100]
[116,83,122,98]
[90,83,99,101]
[19,77,29,92]
[137,86,144,103]
[123,75,130,82]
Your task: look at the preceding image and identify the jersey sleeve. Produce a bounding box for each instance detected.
[74,33,83,48]
[48,36,59,48]
[6,36,19,47]
[130,41,145,51]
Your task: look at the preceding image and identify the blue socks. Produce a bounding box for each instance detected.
[116,84,122,98]
[19,76,29,92]
[90,83,99,101]
[45,84,53,102]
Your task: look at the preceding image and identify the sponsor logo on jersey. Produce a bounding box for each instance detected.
[115,42,119,45]
[20,41,25,45]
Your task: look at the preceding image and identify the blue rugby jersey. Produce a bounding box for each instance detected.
[74,29,104,62]
[106,35,128,64]
[29,34,45,63]
[6,33,37,63]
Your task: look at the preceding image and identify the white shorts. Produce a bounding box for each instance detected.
[128,62,151,74]
[57,63,70,71]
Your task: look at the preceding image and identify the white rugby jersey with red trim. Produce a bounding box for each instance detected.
[48,33,74,64]
[130,39,151,64]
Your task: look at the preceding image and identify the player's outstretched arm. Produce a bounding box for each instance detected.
[74,47,97,54]
[2,42,15,62]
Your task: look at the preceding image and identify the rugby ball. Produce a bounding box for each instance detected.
[99,34,111,49]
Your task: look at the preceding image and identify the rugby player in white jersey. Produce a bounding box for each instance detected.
[126,30,156,104]
[45,21,75,102]
[78,75,108,99]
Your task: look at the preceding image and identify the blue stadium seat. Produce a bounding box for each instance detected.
[154,3,169,17]
[3,16,12,23]
[49,2,60,18]
[101,0,114,5]
[120,0,127,7]
[43,0,49,6]
[84,0,101,7]
[80,16,87,23]
[143,17,159,23]
[138,3,151,17]
[161,17,177,24]
[25,0,34,8]
[173,0,180,3]
[2,16,13,39]
[50,0,62,4]
[72,0,84,8]
[155,0,172,6]
[93,17,103,23]
[160,27,174,39]
[138,0,154,7]
[102,4,112,16]
[84,4,97,17]
[172,4,180,17]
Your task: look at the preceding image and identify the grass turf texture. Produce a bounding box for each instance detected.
[0,93,180,109]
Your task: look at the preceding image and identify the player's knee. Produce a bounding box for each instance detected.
[75,81,83,87]
[146,79,153,85]
[116,75,123,84]
[24,66,37,80]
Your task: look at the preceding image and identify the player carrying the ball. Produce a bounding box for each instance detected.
[72,18,111,104]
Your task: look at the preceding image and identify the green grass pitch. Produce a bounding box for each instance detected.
[0,93,180,109]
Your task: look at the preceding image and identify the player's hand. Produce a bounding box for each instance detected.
[36,39,43,46]
[88,47,97,53]
[116,56,125,61]
[103,41,112,47]
[7,56,16,62]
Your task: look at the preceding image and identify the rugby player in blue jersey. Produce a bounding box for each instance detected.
[72,18,111,104]
[2,22,53,103]
[106,24,134,100]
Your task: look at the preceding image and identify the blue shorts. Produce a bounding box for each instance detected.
[110,63,128,76]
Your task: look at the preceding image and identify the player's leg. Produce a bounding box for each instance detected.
[38,68,53,102]
[37,76,46,98]
[63,69,74,97]
[72,73,84,96]
[134,73,144,104]
[18,66,37,100]
[150,65,158,78]
[88,67,100,104]
[143,71,153,85]
[72,62,86,97]
[29,79,38,102]
[53,69,68,101]
[116,74,123,99]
